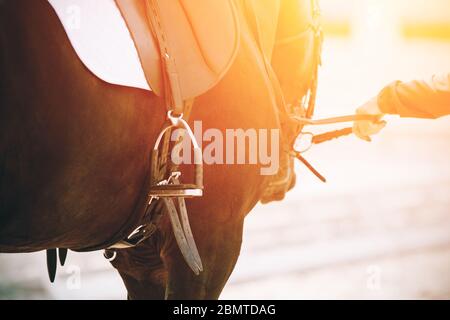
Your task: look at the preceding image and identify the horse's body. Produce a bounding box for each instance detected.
[0,0,316,299]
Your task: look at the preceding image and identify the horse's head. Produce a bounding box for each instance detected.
[260,0,323,203]
[272,0,322,111]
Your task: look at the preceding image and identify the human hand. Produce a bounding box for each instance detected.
[353,97,387,142]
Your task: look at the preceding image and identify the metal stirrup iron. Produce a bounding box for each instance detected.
[148,111,203,198]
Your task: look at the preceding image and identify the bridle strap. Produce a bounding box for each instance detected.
[274,0,322,121]
[305,0,322,119]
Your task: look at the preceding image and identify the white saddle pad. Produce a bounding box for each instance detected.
[48,0,151,91]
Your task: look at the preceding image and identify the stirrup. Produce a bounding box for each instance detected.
[149,111,203,198]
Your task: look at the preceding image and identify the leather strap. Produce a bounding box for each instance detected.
[293,114,380,126]
[46,248,69,282]
[145,0,184,114]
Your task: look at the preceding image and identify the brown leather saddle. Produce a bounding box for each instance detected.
[115,0,240,104]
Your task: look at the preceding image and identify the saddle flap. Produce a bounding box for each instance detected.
[116,0,240,99]
[116,0,163,94]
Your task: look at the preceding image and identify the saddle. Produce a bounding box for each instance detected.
[115,0,240,103]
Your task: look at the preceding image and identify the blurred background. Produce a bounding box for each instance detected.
[1,0,449,299]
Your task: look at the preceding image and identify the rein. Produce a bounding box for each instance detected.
[291,114,380,182]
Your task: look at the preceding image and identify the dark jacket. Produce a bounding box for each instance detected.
[378,73,450,119]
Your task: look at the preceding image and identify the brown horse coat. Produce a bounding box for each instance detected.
[0,0,316,299]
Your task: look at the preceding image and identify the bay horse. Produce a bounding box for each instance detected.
[0,0,319,299]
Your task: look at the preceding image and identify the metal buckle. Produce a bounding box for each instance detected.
[149,172,203,198]
[103,250,117,262]
[149,111,203,198]
[108,224,156,249]
[149,186,204,198]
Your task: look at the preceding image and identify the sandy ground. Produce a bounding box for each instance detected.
[0,37,449,300]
